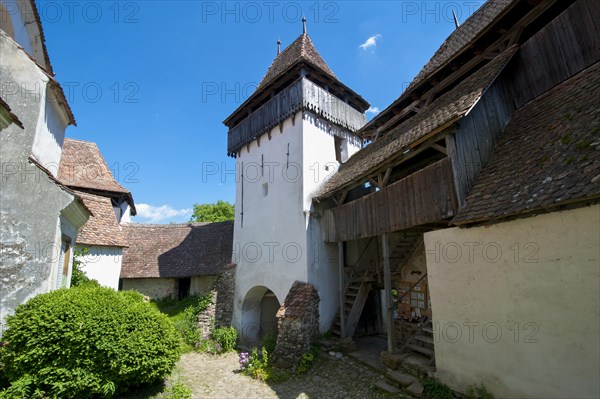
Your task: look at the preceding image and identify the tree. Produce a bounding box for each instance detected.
[190,200,234,223]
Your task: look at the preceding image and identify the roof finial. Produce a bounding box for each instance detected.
[452,10,460,29]
[302,16,307,35]
[277,39,281,55]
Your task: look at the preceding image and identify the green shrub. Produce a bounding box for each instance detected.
[262,332,277,354]
[163,381,192,399]
[212,326,237,353]
[423,377,453,399]
[70,248,97,287]
[0,286,181,398]
[465,383,494,399]
[296,352,314,374]
[152,294,213,351]
[238,346,290,382]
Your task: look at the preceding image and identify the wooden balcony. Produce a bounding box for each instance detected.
[322,158,458,242]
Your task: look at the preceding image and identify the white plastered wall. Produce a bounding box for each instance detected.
[424,204,600,398]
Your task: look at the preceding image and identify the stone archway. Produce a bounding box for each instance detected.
[240,286,280,348]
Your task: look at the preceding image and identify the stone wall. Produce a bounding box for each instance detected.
[196,264,236,337]
[213,263,236,328]
[272,281,320,369]
[198,291,217,339]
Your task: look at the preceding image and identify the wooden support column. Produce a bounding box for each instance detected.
[338,241,346,338]
[382,233,395,353]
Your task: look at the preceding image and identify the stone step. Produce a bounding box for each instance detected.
[385,369,417,387]
[406,344,434,357]
[373,381,400,394]
[406,380,424,397]
[414,335,434,345]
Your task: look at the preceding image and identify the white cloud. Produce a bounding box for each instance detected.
[135,203,192,223]
[359,34,382,51]
[366,106,381,115]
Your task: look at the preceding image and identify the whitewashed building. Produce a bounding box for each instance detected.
[58,139,136,289]
[0,0,90,331]
[223,24,370,346]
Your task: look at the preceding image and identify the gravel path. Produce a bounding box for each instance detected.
[175,351,399,399]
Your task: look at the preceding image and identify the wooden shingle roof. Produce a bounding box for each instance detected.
[316,45,518,199]
[453,61,600,224]
[258,33,336,89]
[74,191,128,247]
[406,0,515,91]
[120,222,234,279]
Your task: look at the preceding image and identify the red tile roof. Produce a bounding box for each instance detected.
[453,61,600,224]
[120,222,234,278]
[74,191,128,247]
[58,139,129,194]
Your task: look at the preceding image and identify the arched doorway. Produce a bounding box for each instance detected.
[240,286,280,348]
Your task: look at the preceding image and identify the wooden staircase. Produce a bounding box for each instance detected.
[332,271,374,338]
[400,318,436,369]
[330,229,426,339]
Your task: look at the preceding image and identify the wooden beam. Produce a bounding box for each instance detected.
[338,242,346,339]
[381,167,392,187]
[333,190,348,206]
[382,233,396,353]
[430,143,447,155]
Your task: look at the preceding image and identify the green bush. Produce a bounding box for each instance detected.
[465,383,494,399]
[152,294,213,351]
[0,286,181,398]
[70,248,99,287]
[212,326,237,352]
[423,377,453,399]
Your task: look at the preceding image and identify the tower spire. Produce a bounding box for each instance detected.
[302,16,307,35]
[277,39,281,56]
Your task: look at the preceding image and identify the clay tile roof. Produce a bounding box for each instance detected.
[58,139,130,195]
[258,34,336,89]
[317,45,518,199]
[453,61,600,225]
[120,221,234,279]
[74,191,128,247]
[406,0,515,91]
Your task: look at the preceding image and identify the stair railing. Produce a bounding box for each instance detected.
[344,236,375,293]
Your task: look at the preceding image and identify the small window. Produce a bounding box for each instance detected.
[262,182,268,197]
[334,136,348,163]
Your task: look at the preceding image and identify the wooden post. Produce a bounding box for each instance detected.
[338,241,346,339]
[382,233,395,353]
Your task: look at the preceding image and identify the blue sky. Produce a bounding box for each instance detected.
[39,0,483,223]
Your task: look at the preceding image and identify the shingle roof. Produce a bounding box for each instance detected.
[258,34,336,89]
[58,139,130,195]
[453,61,600,224]
[360,0,517,137]
[406,0,515,91]
[317,45,518,199]
[74,191,128,247]
[120,222,234,279]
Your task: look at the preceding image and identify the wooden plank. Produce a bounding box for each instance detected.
[382,233,395,353]
[338,242,346,338]
[322,158,456,242]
